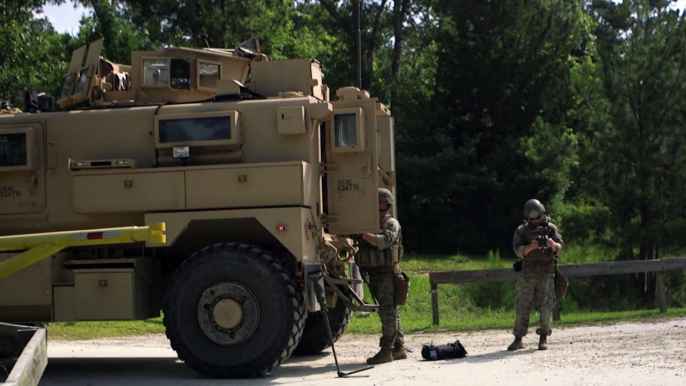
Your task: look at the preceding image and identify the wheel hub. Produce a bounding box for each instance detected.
[197,282,260,346]
[212,298,244,329]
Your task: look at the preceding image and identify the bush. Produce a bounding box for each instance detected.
[550,202,613,245]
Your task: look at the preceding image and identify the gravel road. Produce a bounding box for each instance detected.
[39,316,686,386]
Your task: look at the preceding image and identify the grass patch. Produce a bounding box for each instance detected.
[48,318,165,340]
[47,247,686,340]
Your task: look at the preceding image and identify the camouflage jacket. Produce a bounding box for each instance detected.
[512,217,564,261]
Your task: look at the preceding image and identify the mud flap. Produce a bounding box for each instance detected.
[305,263,324,312]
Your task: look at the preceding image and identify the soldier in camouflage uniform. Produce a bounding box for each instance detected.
[509,199,563,351]
[355,188,406,364]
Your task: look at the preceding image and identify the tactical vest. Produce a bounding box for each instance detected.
[357,215,403,271]
[521,222,556,273]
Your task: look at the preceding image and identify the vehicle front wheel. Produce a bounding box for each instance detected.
[162,242,305,378]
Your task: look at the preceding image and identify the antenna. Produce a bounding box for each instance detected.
[356,1,362,89]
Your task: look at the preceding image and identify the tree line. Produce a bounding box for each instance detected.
[3,0,686,265]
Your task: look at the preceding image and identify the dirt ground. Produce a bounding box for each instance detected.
[39,316,686,386]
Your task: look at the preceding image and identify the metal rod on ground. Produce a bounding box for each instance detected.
[311,271,373,378]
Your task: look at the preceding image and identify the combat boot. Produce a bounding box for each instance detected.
[538,335,548,350]
[366,348,393,364]
[393,344,407,360]
[507,337,524,351]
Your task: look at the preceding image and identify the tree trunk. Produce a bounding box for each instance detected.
[390,0,409,107]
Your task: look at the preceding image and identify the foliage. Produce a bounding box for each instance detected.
[396,0,588,255]
[0,1,70,107]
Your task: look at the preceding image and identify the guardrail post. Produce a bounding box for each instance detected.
[656,271,668,313]
[431,282,439,326]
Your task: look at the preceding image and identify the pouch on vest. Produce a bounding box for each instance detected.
[393,271,410,306]
[421,340,467,361]
[385,245,400,266]
[369,250,378,267]
[513,260,522,272]
[357,249,368,267]
[554,268,569,301]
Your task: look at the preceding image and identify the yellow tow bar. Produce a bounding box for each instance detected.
[0,222,166,279]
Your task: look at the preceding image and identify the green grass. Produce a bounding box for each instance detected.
[346,272,686,333]
[48,318,166,340]
[47,246,686,340]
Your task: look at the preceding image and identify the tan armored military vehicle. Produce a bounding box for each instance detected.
[0,38,397,378]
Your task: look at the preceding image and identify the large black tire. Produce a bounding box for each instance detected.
[292,286,352,356]
[162,242,305,378]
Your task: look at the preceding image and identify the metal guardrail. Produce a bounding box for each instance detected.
[429,257,686,326]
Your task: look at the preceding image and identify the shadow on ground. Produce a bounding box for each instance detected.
[40,354,375,386]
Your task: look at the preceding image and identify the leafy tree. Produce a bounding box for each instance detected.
[398,0,587,254]
[0,0,71,107]
[577,0,686,297]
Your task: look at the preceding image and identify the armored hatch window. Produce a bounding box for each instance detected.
[198,61,221,89]
[72,68,92,96]
[330,107,366,153]
[170,58,191,90]
[334,114,357,147]
[0,133,27,167]
[60,74,74,99]
[143,59,170,86]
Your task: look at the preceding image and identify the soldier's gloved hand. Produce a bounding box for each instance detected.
[546,238,557,252]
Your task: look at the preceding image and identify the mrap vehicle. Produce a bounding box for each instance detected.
[0,37,397,378]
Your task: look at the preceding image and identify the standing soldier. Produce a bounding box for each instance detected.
[355,188,407,364]
[509,199,563,351]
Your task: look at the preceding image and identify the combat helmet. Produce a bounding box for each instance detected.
[378,188,394,205]
[524,199,545,219]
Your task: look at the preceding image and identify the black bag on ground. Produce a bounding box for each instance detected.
[421,340,467,361]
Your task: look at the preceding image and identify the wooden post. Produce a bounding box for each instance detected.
[656,271,668,313]
[431,282,439,326]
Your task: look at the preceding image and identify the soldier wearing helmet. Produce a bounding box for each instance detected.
[355,188,407,364]
[509,199,564,351]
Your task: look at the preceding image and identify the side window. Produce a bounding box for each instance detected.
[334,113,357,147]
[170,58,191,90]
[0,133,27,167]
[199,62,221,89]
[143,59,169,86]
[158,116,232,144]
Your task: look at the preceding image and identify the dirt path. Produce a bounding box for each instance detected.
[40,317,686,385]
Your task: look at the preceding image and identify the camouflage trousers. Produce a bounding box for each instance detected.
[513,271,556,338]
[368,271,404,349]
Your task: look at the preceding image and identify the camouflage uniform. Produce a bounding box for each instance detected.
[355,188,406,364]
[360,213,405,351]
[510,199,563,351]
